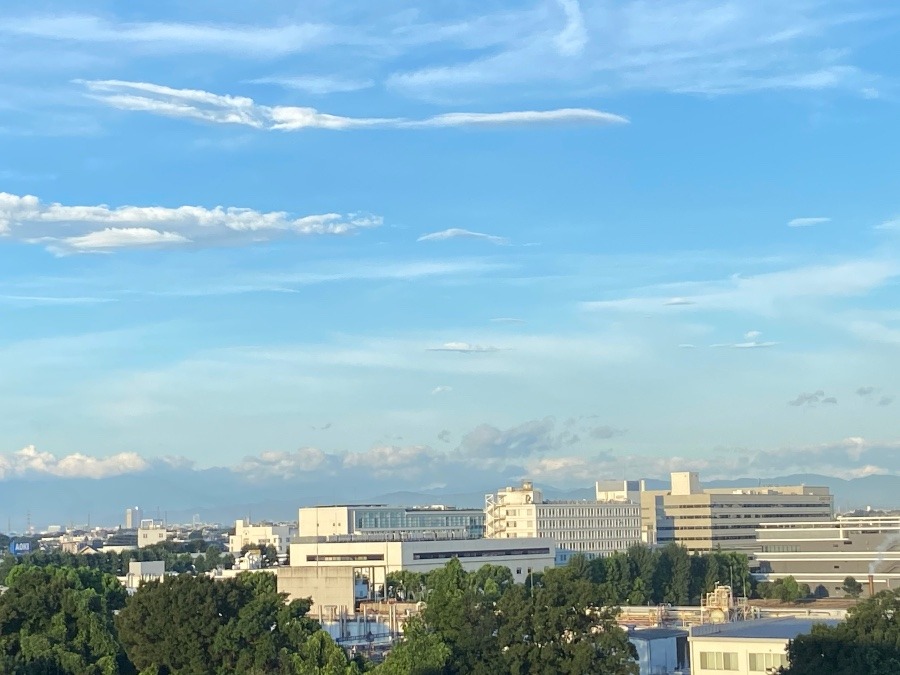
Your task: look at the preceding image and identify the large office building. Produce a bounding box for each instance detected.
[299,504,485,539]
[755,515,900,595]
[484,480,642,564]
[228,519,295,557]
[278,534,554,614]
[639,472,833,553]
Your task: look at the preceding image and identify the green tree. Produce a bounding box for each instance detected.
[290,631,362,675]
[375,616,449,675]
[783,590,900,674]
[421,559,502,675]
[116,572,322,674]
[497,565,639,675]
[659,544,691,605]
[0,565,131,674]
[841,576,863,599]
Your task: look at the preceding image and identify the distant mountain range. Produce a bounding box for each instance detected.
[2,469,897,532]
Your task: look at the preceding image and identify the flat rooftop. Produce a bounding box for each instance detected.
[628,627,688,640]
[690,617,840,640]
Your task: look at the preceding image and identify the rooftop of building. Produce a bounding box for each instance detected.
[304,504,481,512]
[293,533,552,546]
[690,617,840,640]
[627,627,688,640]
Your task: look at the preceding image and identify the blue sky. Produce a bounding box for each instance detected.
[1,0,900,490]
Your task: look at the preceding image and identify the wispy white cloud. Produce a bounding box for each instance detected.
[417,228,509,244]
[248,75,375,95]
[554,0,588,56]
[0,191,380,253]
[788,216,830,227]
[80,80,627,131]
[584,259,898,316]
[431,385,453,395]
[387,1,881,99]
[427,342,502,353]
[491,317,526,324]
[875,217,900,231]
[0,14,335,57]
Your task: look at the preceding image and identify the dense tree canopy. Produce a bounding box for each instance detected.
[0,565,130,674]
[783,590,900,675]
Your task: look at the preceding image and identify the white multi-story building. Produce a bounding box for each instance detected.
[125,506,141,530]
[228,519,295,556]
[485,481,642,564]
[279,533,555,614]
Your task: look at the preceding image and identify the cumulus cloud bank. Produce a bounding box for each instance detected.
[0,445,148,479]
[81,80,628,132]
[0,192,380,253]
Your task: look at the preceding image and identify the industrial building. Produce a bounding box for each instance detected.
[278,533,554,615]
[627,627,689,675]
[755,515,900,595]
[689,617,838,675]
[484,480,642,564]
[639,472,833,552]
[228,519,295,556]
[299,504,485,539]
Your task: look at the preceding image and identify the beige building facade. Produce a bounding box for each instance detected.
[640,472,833,553]
[485,481,641,564]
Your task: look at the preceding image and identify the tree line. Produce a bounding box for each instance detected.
[388,543,752,607]
[0,541,238,583]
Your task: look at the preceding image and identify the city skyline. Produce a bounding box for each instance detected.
[2,1,900,491]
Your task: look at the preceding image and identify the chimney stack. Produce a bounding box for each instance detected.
[868,574,876,597]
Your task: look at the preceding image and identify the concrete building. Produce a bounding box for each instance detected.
[755,515,900,595]
[627,627,689,675]
[640,472,833,552]
[279,534,554,615]
[485,481,641,564]
[137,519,169,548]
[125,506,142,530]
[299,504,485,539]
[125,560,165,593]
[228,519,295,556]
[689,618,838,675]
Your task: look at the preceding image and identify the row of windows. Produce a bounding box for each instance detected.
[698,651,787,672]
[306,554,385,562]
[530,507,639,517]
[413,547,551,560]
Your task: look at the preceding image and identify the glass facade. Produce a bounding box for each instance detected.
[351,507,485,538]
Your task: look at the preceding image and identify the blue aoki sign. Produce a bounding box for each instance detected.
[8,540,31,555]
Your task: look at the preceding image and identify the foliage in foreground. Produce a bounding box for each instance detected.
[782,589,900,675]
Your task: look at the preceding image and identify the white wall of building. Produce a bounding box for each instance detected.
[229,519,294,555]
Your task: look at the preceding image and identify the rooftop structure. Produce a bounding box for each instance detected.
[299,504,484,540]
[485,480,642,564]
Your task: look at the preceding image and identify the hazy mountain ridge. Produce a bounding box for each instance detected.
[2,471,896,531]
